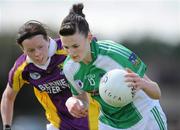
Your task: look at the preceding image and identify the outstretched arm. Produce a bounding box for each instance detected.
[1,84,17,128]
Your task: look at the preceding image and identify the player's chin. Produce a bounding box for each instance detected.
[72,113,87,118]
[78,113,88,118]
[34,58,46,65]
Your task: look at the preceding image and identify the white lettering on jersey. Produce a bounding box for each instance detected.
[85,74,96,86]
[37,79,69,94]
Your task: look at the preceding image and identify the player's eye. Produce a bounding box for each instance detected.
[63,46,69,49]
[38,45,44,49]
[72,45,79,48]
[27,49,35,53]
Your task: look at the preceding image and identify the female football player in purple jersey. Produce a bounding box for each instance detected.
[1,20,99,130]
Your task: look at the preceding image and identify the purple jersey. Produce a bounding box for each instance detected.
[8,39,91,130]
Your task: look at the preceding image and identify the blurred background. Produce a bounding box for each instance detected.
[0,0,180,130]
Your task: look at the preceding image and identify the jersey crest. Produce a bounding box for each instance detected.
[75,80,84,89]
[29,72,41,80]
[128,52,141,66]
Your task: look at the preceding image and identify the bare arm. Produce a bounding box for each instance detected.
[125,69,161,99]
[140,75,161,99]
[1,83,17,126]
[65,92,89,118]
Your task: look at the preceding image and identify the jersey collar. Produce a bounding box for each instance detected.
[90,39,99,63]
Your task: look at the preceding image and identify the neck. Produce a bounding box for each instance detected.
[82,50,92,64]
[82,40,92,64]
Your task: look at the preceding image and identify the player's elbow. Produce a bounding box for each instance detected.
[2,86,16,102]
[151,87,161,100]
[153,92,161,100]
[150,81,162,99]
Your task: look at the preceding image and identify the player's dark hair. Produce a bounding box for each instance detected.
[59,3,89,37]
[16,20,48,46]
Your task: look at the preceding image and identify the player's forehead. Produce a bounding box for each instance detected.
[61,32,85,47]
[22,35,47,48]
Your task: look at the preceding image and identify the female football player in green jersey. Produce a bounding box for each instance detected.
[59,3,167,130]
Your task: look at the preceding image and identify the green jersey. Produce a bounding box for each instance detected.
[63,40,151,128]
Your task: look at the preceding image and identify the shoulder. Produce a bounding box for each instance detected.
[8,54,29,88]
[9,54,29,79]
[54,38,63,49]
[63,56,81,81]
[97,40,132,58]
[97,40,130,52]
[63,57,80,78]
[9,54,28,81]
[97,40,123,46]
[54,38,67,56]
[13,54,28,72]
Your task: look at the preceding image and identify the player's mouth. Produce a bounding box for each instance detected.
[35,57,44,65]
[71,55,79,60]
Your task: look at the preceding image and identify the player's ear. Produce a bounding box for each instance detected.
[18,44,25,52]
[87,32,92,43]
[22,47,26,54]
[23,50,27,55]
[18,44,26,54]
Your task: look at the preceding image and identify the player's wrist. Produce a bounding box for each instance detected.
[3,124,11,130]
